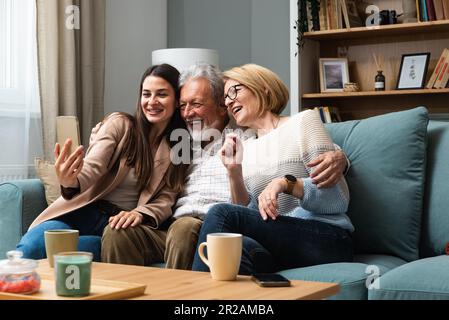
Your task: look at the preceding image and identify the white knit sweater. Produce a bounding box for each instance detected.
[242,109,354,232]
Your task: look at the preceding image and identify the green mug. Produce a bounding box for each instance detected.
[54,251,93,297]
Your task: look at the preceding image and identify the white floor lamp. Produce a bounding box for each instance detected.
[151,48,219,72]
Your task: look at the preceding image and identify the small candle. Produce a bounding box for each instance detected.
[54,252,92,297]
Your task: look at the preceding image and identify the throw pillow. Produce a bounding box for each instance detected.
[325,107,429,262]
[34,158,60,205]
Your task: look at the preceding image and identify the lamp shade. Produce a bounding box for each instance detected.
[151,48,219,72]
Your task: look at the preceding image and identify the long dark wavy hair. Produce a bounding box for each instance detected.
[117,64,188,192]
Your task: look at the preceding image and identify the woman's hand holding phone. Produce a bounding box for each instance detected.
[54,139,84,189]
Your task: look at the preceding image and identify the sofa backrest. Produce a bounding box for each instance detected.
[325,107,429,262]
[420,120,449,258]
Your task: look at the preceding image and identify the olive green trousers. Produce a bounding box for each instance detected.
[101,216,203,270]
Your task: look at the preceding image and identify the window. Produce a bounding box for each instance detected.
[0,0,42,181]
[0,0,39,114]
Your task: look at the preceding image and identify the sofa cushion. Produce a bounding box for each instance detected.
[369,255,449,300]
[0,180,47,257]
[325,107,428,262]
[278,262,370,300]
[420,121,449,257]
[354,254,407,275]
[34,158,60,206]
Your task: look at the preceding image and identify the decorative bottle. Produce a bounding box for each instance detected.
[375,71,385,91]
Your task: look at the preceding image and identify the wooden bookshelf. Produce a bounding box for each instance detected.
[298,1,449,120]
[303,89,449,99]
[303,20,449,41]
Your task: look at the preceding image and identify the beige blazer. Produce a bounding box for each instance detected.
[29,114,177,230]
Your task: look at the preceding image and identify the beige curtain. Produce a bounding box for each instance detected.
[36,0,105,160]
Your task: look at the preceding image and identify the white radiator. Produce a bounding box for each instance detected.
[0,165,37,183]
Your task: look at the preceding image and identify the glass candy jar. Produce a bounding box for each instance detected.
[0,251,41,295]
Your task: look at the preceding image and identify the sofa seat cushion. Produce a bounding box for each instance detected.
[369,255,449,300]
[325,107,429,262]
[354,254,407,274]
[278,262,371,300]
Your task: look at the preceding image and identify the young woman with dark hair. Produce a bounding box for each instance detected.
[17,64,188,263]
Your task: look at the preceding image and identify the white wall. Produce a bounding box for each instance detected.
[104,0,167,115]
[250,0,291,115]
[168,0,291,114]
[168,0,252,71]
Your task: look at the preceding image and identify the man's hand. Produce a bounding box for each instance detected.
[109,211,144,230]
[307,150,347,188]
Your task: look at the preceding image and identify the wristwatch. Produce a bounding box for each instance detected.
[283,175,297,194]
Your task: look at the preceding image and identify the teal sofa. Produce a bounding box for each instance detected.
[1,107,448,299]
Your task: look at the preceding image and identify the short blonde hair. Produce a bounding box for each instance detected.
[223,64,289,115]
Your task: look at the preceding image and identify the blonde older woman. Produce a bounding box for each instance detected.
[192,64,353,274]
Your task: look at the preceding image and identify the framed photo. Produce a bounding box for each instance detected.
[319,58,350,92]
[345,0,364,27]
[396,53,430,90]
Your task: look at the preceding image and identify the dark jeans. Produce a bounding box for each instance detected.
[16,201,113,262]
[192,203,353,275]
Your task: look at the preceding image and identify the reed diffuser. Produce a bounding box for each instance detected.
[373,53,385,91]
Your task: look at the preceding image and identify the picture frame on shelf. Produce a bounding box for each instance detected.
[319,58,350,92]
[396,53,431,90]
[345,0,364,27]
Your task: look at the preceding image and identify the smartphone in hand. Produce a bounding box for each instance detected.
[56,116,81,156]
[251,273,291,287]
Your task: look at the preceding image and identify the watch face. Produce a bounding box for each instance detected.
[285,175,296,182]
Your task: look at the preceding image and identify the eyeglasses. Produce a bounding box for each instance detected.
[179,101,204,112]
[224,84,243,101]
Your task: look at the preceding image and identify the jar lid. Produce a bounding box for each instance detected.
[0,251,38,275]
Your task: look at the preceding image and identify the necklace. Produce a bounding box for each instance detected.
[273,116,281,129]
[257,115,282,138]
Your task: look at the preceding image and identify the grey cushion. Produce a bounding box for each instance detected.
[325,107,429,262]
[369,255,449,300]
[420,121,449,257]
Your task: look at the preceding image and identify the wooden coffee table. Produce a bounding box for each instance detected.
[36,260,339,300]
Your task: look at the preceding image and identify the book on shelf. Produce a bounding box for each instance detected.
[323,107,332,123]
[305,106,341,123]
[319,0,329,31]
[426,48,449,89]
[340,0,351,29]
[416,0,422,21]
[336,0,343,29]
[434,51,449,88]
[420,0,429,21]
[437,56,449,88]
[329,107,342,123]
[426,0,436,20]
[443,0,449,19]
[322,0,337,30]
[434,0,445,20]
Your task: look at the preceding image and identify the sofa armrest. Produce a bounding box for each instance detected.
[0,179,47,256]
